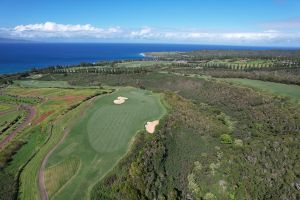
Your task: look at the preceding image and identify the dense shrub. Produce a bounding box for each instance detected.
[219,134,232,144]
[88,72,300,200]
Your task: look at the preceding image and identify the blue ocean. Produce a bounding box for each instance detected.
[0,43,297,74]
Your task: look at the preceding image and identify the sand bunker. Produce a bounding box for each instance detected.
[113,96,128,105]
[145,120,159,134]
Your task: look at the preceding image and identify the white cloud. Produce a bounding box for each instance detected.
[11,22,122,39]
[14,22,100,32]
[130,27,152,37]
[1,21,300,45]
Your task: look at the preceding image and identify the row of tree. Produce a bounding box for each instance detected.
[53,67,150,74]
[170,61,299,71]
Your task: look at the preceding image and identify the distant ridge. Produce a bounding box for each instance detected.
[0,37,33,43]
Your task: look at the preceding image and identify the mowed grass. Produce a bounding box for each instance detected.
[44,157,81,199]
[45,87,166,200]
[222,78,300,102]
[15,80,72,88]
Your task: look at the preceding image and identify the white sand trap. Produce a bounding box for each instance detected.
[145,120,159,134]
[113,96,128,105]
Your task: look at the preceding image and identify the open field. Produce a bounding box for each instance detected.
[0,109,25,140]
[15,80,72,88]
[115,61,171,68]
[0,105,34,149]
[0,104,12,112]
[44,87,166,199]
[0,109,22,129]
[50,60,172,75]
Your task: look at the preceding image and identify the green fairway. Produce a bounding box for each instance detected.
[45,87,166,199]
[15,80,72,88]
[222,78,300,102]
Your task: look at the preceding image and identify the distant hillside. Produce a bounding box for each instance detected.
[0,37,32,43]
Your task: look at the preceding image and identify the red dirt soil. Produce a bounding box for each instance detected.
[33,111,55,125]
[50,96,85,104]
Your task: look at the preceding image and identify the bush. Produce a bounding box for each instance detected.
[219,134,233,144]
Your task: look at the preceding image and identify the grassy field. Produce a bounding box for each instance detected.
[116,61,171,68]
[0,110,25,139]
[45,157,81,199]
[222,78,300,102]
[15,80,72,88]
[45,87,166,199]
[0,103,12,112]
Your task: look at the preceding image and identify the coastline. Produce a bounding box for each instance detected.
[1,43,299,74]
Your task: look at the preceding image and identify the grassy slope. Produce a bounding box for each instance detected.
[0,86,104,200]
[45,157,81,199]
[45,87,166,200]
[15,80,72,88]
[222,78,300,101]
[0,110,21,129]
[163,72,300,101]
[19,96,94,200]
[0,110,25,141]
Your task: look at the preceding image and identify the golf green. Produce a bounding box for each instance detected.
[45,87,166,199]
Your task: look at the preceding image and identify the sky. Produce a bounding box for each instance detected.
[0,0,300,46]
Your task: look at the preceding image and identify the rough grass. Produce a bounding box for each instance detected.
[0,104,11,112]
[15,80,72,88]
[44,157,81,199]
[45,87,166,200]
[222,78,300,101]
[0,110,25,142]
[0,110,21,130]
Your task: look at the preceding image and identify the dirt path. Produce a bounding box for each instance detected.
[38,95,99,200]
[38,128,70,200]
[0,105,36,149]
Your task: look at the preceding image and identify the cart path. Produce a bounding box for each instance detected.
[38,95,100,200]
[38,128,70,200]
